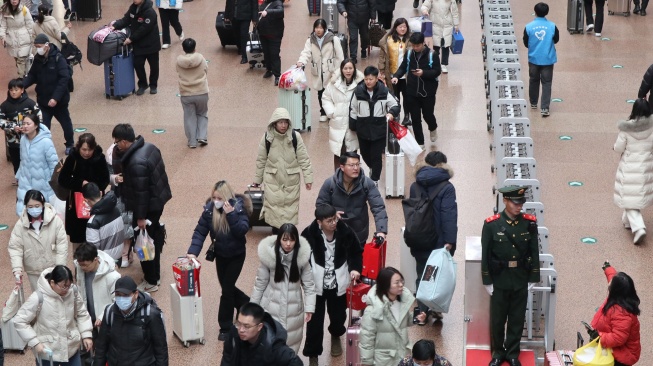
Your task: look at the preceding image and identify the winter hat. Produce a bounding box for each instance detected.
[268,107,292,125]
[34,33,49,45]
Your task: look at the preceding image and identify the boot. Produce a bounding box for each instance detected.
[634,5,641,13]
[309,357,318,366]
[330,335,343,357]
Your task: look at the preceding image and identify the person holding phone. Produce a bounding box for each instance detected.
[186,180,252,342]
[391,32,441,149]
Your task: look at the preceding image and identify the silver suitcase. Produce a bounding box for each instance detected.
[169,284,205,347]
[2,284,27,352]
[278,89,312,131]
[567,0,584,34]
[384,151,405,198]
[608,0,631,16]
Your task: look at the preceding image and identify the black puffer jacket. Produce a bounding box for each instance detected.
[349,80,400,141]
[221,312,303,366]
[0,91,38,146]
[120,136,172,220]
[58,145,110,243]
[375,0,396,13]
[638,63,653,110]
[393,46,441,97]
[94,292,168,366]
[316,168,388,243]
[225,0,258,21]
[113,0,161,56]
[337,0,375,23]
[22,44,70,107]
[187,194,253,259]
[256,0,284,39]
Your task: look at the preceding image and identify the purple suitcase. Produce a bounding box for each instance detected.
[346,283,362,366]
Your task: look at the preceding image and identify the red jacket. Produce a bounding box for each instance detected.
[590,267,641,365]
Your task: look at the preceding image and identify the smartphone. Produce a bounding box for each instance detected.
[340,213,349,219]
[228,198,236,206]
[412,307,421,324]
[410,69,417,72]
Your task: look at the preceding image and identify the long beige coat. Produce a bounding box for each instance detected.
[250,235,316,353]
[297,31,345,91]
[322,69,364,156]
[33,15,68,49]
[421,0,459,48]
[0,5,34,58]
[614,116,653,209]
[8,203,68,276]
[254,108,314,228]
[14,268,93,363]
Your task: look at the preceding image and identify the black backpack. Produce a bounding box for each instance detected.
[60,31,83,70]
[401,181,448,251]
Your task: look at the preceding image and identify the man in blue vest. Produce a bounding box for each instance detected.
[523,2,559,117]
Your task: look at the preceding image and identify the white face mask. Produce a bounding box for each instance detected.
[36,46,46,55]
[214,200,224,209]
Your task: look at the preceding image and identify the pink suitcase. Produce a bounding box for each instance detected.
[346,283,362,366]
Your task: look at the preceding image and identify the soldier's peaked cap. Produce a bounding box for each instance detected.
[499,185,528,204]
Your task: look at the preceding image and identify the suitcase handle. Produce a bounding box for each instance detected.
[246,184,263,194]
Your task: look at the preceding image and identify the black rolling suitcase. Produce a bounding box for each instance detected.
[216,12,239,48]
[77,0,102,21]
[308,0,320,16]
[335,32,349,59]
[246,185,269,227]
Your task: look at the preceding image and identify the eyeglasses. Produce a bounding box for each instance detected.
[392,279,405,287]
[344,163,360,168]
[235,321,260,331]
[56,282,71,290]
[113,139,123,145]
[323,217,339,225]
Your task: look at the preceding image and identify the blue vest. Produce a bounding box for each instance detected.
[525,17,557,66]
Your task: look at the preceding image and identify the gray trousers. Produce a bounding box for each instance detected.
[528,63,554,109]
[180,93,209,146]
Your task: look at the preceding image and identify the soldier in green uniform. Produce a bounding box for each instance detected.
[481,186,540,366]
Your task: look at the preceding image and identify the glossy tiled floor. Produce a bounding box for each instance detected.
[1,0,652,364]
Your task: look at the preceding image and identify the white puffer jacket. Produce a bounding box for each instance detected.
[297,31,345,91]
[359,285,415,366]
[0,5,34,58]
[250,235,316,353]
[14,268,93,363]
[322,70,364,156]
[421,0,459,48]
[8,203,68,276]
[74,250,121,322]
[614,116,653,209]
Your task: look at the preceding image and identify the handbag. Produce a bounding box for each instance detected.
[1,285,23,322]
[49,159,70,201]
[572,338,614,366]
[74,192,91,219]
[452,29,464,54]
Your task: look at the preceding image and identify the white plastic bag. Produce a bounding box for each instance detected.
[416,248,457,313]
[389,119,423,166]
[278,66,308,91]
[134,228,156,261]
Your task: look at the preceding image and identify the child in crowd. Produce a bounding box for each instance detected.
[0,78,39,177]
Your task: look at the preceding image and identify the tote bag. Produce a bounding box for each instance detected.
[572,338,614,366]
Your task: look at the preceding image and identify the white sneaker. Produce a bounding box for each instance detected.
[441,65,448,74]
[319,115,328,122]
[143,282,159,293]
[586,24,594,31]
[162,44,170,49]
[634,229,646,244]
[179,32,185,41]
[430,129,438,142]
[137,281,148,291]
[595,33,601,37]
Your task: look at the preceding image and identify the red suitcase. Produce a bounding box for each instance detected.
[346,282,371,311]
[346,283,362,366]
[361,239,386,280]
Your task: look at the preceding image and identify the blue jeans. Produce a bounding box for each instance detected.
[35,351,81,366]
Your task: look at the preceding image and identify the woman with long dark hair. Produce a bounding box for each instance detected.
[589,262,640,366]
[186,180,252,341]
[359,267,425,366]
[0,0,34,77]
[58,133,109,252]
[378,17,411,121]
[251,223,316,353]
[613,98,653,244]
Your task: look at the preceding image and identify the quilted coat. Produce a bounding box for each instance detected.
[250,235,316,353]
[591,266,641,365]
[613,116,653,210]
[14,268,93,363]
[33,15,69,49]
[74,250,120,322]
[321,69,363,156]
[359,285,415,366]
[15,124,59,216]
[297,31,344,91]
[0,4,34,58]
[8,203,68,276]
[254,108,313,228]
[421,0,459,48]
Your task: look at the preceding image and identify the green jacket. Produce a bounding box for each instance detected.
[481,211,540,289]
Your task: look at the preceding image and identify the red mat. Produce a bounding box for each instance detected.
[466,349,536,366]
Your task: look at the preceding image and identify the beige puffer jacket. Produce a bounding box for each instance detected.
[33,15,67,49]
[14,268,93,363]
[421,0,459,48]
[74,250,121,322]
[0,5,35,58]
[8,203,68,276]
[297,31,345,91]
[176,51,209,96]
[250,235,316,353]
[359,285,415,366]
[322,69,364,156]
[614,116,653,209]
[254,108,313,228]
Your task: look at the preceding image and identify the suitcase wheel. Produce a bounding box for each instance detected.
[200,338,206,345]
[490,164,495,173]
[183,341,189,347]
[105,94,110,99]
[307,126,311,132]
[608,10,613,15]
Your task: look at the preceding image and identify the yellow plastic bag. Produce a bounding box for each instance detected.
[573,338,614,366]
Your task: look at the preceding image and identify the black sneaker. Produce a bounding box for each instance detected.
[240,57,248,64]
[274,76,280,86]
[401,114,412,126]
[136,86,148,96]
[413,0,418,7]
[218,332,228,341]
[361,50,367,59]
[263,70,273,78]
[351,58,357,64]
[150,87,158,94]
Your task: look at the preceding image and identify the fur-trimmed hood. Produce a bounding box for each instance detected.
[618,116,653,139]
[257,235,311,269]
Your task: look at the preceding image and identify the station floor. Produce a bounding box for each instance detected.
[0,0,651,364]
